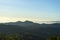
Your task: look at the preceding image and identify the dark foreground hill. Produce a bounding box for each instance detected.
[0,21,60,40]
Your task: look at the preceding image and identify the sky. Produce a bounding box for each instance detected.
[0,0,60,23]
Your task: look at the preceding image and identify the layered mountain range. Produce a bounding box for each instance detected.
[0,21,60,40]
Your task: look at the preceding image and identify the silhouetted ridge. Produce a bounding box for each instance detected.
[4,21,40,27]
[0,21,60,40]
[24,20,33,23]
[16,21,22,23]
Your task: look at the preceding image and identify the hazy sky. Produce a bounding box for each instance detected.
[0,0,60,23]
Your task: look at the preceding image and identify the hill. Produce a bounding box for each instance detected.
[0,21,60,40]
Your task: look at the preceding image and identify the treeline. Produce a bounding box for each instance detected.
[0,32,41,40]
[0,32,23,40]
[0,32,59,40]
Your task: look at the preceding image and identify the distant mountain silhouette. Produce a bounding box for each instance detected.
[0,21,60,40]
[5,21,34,26]
[4,21,41,29]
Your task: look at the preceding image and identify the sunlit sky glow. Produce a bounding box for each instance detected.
[0,0,60,23]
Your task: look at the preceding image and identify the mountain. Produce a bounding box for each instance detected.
[0,21,60,40]
[5,21,39,26]
[4,21,41,29]
[0,21,60,35]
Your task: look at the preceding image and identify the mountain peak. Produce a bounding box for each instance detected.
[24,20,33,23]
[16,21,22,23]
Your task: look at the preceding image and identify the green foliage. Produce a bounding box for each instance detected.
[47,36,60,40]
[0,33,23,40]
